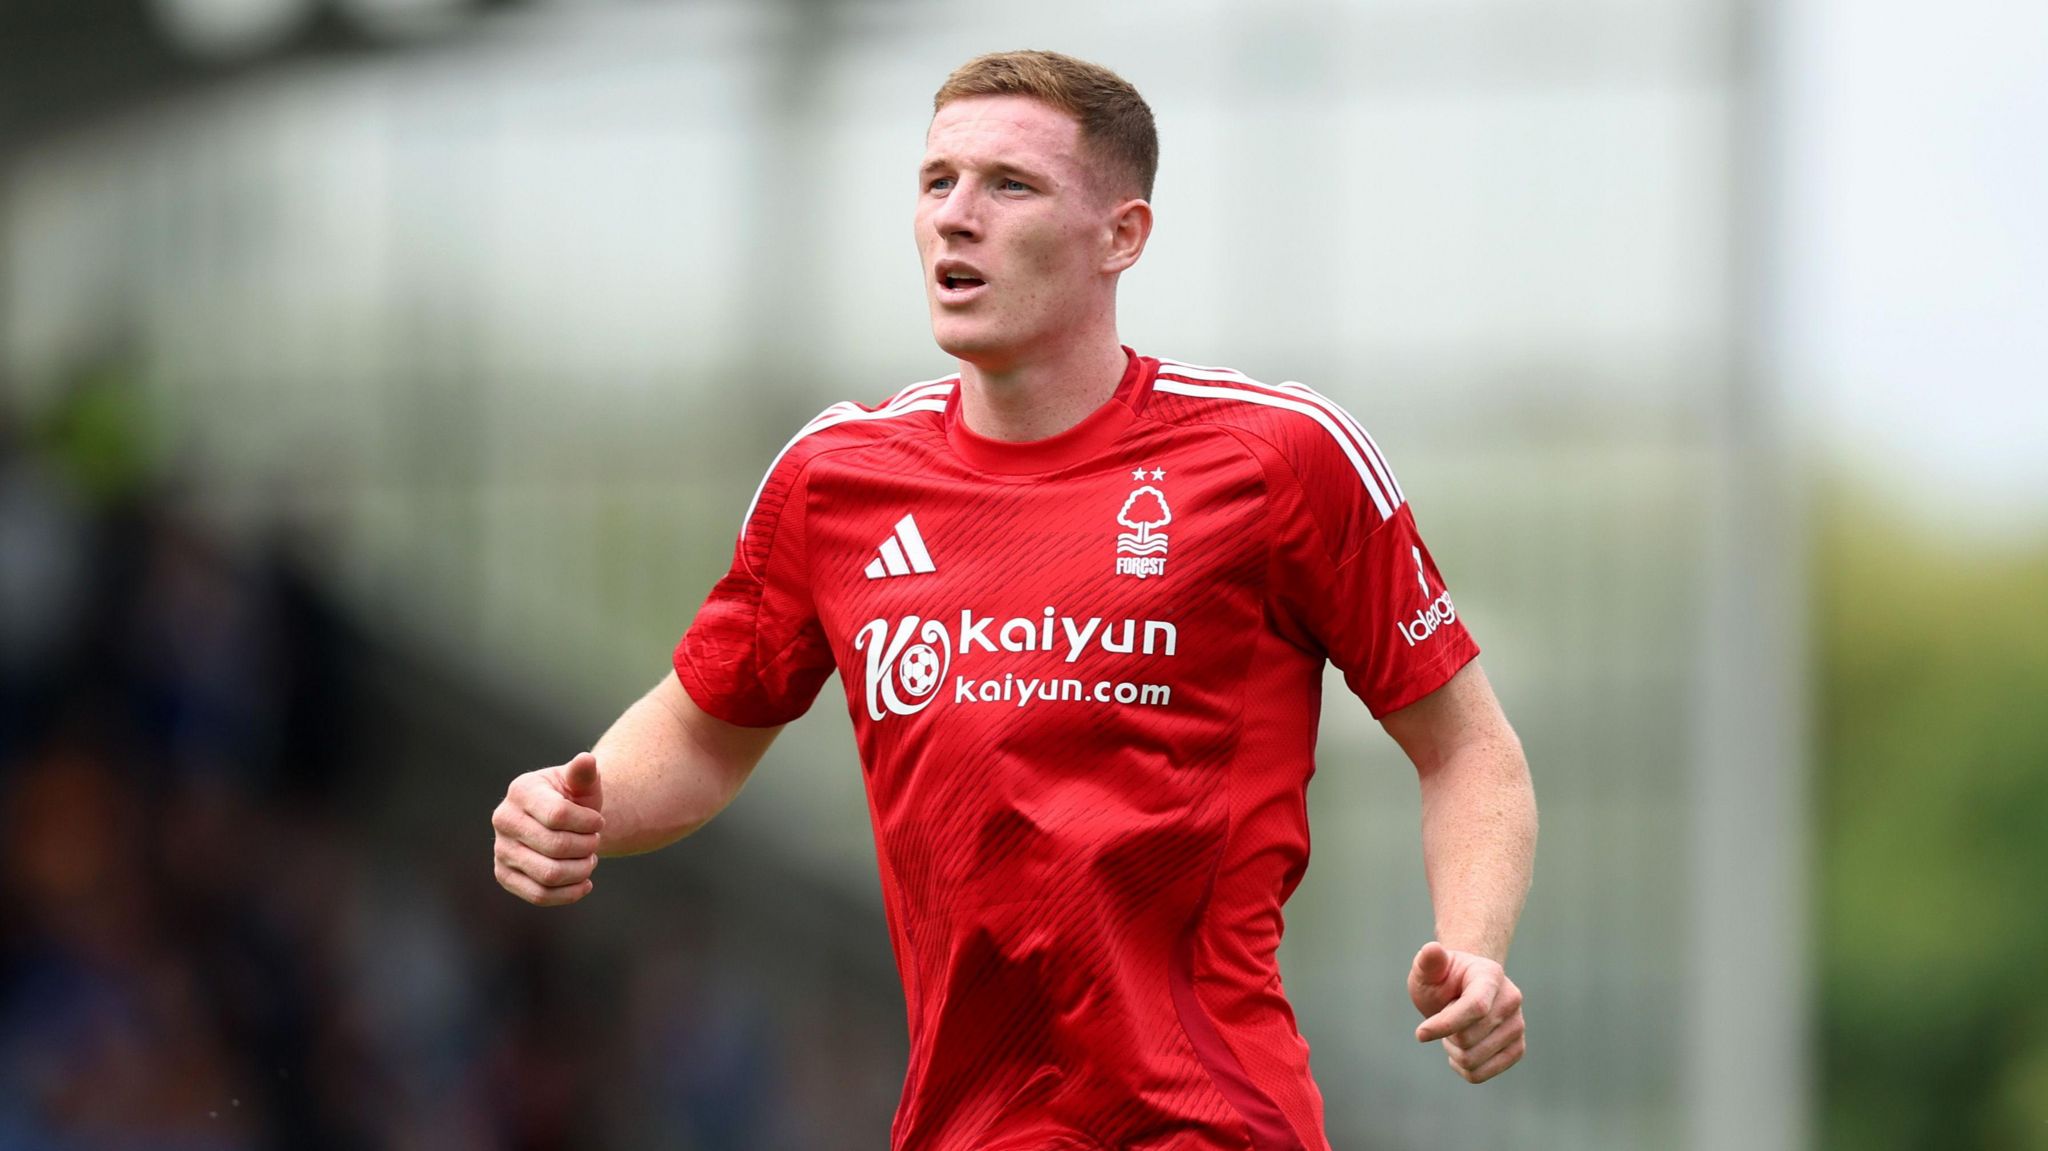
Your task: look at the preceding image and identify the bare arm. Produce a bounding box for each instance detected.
[1379,660,1538,1083]
[1382,661,1537,961]
[591,672,783,857]
[491,673,782,905]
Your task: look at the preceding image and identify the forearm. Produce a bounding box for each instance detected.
[590,676,768,857]
[1416,733,1538,963]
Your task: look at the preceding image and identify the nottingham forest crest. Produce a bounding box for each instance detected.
[1115,473,1171,580]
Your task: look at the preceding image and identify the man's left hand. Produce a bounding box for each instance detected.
[1408,940,1527,1084]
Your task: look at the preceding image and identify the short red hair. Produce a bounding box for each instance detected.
[933,50,1158,200]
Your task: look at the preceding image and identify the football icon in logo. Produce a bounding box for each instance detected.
[899,643,941,697]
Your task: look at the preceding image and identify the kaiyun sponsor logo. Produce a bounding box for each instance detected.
[853,608,1178,721]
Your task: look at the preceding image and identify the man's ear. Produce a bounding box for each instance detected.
[1102,198,1154,275]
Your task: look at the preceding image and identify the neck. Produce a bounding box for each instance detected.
[955,330,1130,444]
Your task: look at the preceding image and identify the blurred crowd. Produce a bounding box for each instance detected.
[0,386,903,1149]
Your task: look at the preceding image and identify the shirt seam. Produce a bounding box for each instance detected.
[730,418,940,717]
[738,413,943,579]
[1132,411,1348,572]
[1153,427,1302,1149]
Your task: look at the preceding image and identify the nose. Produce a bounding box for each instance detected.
[928,178,982,243]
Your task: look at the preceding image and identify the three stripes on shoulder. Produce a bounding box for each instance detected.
[1152,360,1405,521]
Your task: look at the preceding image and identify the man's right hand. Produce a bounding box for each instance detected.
[492,751,606,906]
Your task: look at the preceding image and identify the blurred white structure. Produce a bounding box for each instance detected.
[0,0,1807,1146]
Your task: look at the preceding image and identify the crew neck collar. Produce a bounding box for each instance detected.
[943,347,1156,476]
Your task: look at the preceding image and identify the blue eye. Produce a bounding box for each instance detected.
[1001,178,1031,192]
[928,176,955,192]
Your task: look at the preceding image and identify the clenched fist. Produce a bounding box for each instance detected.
[1409,941,1527,1084]
[492,751,605,906]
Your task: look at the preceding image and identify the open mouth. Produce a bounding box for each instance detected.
[935,261,988,299]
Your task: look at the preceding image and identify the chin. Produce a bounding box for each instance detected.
[930,317,1015,364]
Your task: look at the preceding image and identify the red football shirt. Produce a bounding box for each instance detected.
[676,349,1478,1151]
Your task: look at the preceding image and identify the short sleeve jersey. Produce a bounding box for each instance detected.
[675,349,1479,1151]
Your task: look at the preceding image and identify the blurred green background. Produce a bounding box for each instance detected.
[1816,490,2048,1149]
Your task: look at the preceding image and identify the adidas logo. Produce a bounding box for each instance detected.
[865,514,937,579]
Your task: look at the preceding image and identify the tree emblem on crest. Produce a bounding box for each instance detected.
[1117,486,1171,555]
